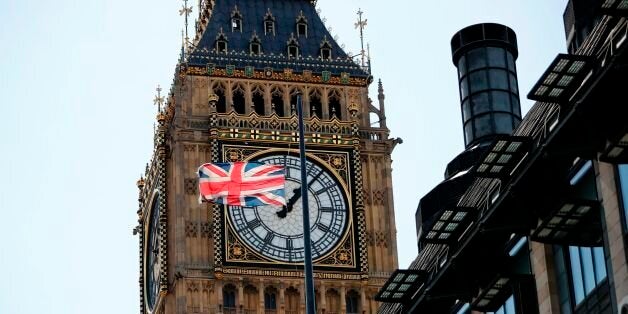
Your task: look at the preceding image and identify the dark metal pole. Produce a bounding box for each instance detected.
[296,94,316,314]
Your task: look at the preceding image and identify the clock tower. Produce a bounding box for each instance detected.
[135,1,399,313]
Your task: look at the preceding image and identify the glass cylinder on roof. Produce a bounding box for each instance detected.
[451,23,523,148]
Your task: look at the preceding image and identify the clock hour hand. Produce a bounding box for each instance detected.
[276,170,324,218]
[276,187,301,218]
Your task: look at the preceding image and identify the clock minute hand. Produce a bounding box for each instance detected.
[285,170,324,214]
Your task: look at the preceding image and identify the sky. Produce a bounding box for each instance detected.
[0,0,567,313]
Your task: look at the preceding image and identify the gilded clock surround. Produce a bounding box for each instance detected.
[220,145,357,269]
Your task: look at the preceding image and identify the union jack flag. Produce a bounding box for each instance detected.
[198,162,286,206]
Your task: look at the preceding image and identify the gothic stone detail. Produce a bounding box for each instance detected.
[185,221,198,238]
[184,178,198,195]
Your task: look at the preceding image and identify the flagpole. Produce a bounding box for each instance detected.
[296,93,316,314]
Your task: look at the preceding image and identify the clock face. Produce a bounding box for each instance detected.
[145,194,161,312]
[228,154,349,263]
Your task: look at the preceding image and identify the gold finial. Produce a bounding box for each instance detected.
[136,176,145,189]
[354,9,368,67]
[179,0,193,47]
[153,85,165,113]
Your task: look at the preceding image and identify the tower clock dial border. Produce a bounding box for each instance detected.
[219,145,360,270]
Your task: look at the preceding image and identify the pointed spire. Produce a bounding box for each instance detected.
[377,79,387,128]
[354,9,368,67]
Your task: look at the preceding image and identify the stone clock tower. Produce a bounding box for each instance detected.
[135,1,399,313]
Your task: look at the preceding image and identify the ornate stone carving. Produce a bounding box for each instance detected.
[184,178,198,195]
[201,222,212,239]
[185,221,198,238]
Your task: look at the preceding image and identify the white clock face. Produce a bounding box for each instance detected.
[228,154,348,263]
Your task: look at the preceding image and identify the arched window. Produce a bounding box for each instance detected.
[326,289,341,313]
[290,88,303,115]
[213,83,227,113]
[243,285,258,312]
[223,284,236,311]
[309,89,322,118]
[271,86,285,117]
[264,9,275,36]
[231,6,242,32]
[285,287,299,312]
[328,89,342,119]
[296,11,307,37]
[251,85,265,115]
[264,287,278,310]
[346,290,360,314]
[287,34,299,58]
[232,84,246,114]
[320,37,332,60]
[215,31,228,53]
[250,35,262,55]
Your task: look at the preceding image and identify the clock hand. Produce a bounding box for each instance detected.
[277,170,325,218]
[276,186,301,218]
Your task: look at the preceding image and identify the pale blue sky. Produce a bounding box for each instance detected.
[0,1,567,313]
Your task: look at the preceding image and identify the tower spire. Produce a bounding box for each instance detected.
[153,85,165,114]
[354,8,368,68]
[179,0,193,58]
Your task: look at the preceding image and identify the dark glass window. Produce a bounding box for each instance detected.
[509,74,519,94]
[488,294,515,314]
[492,91,511,112]
[216,40,227,53]
[265,20,275,35]
[553,161,608,312]
[462,100,471,122]
[489,69,509,90]
[464,123,473,144]
[474,114,492,138]
[288,45,299,58]
[511,95,521,117]
[458,55,467,77]
[297,23,307,37]
[264,292,277,309]
[250,43,261,55]
[460,78,469,99]
[329,96,342,119]
[568,246,607,304]
[215,88,226,113]
[472,92,490,115]
[252,91,265,115]
[467,47,487,71]
[271,93,284,117]
[469,70,488,93]
[346,291,359,313]
[507,51,516,71]
[494,113,514,134]
[321,47,331,60]
[309,94,322,118]
[232,17,242,32]
[487,47,506,67]
[233,89,245,114]
[223,286,236,309]
[618,165,628,228]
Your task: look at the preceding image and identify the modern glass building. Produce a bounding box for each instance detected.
[378,1,628,313]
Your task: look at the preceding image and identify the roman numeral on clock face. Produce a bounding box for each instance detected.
[316,223,330,233]
[247,219,261,229]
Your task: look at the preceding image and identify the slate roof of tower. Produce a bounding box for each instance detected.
[188,0,369,77]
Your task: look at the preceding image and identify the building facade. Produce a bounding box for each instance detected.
[378,1,628,314]
[134,1,399,313]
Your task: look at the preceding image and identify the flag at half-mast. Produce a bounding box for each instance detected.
[198,162,286,206]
